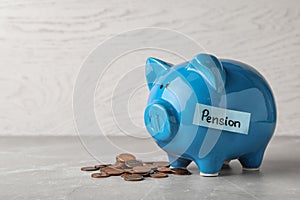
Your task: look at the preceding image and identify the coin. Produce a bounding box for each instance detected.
[132,166,152,174]
[125,160,143,168]
[100,166,111,172]
[123,168,135,173]
[106,169,124,176]
[100,166,124,175]
[150,173,168,178]
[91,172,110,178]
[113,161,128,169]
[116,153,136,162]
[124,175,144,181]
[132,172,151,177]
[81,153,190,182]
[153,161,170,168]
[143,161,154,165]
[81,166,99,171]
[143,163,158,170]
[140,172,151,177]
[121,173,142,178]
[121,173,132,178]
[157,167,174,174]
[94,164,111,169]
[171,168,191,175]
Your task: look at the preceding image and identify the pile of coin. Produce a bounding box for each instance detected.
[81,153,191,181]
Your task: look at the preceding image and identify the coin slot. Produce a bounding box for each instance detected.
[155,114,160,130]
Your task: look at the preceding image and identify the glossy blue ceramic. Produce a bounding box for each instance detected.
[144,53,276,176]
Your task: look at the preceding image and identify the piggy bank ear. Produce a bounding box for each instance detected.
[187,54,226,92]
[145,57,172,90]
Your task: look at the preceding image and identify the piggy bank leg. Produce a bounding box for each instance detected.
[168,154,192,168]
[239,149,265,171]
[195,158,224,177]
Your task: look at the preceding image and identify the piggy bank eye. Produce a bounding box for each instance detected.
[159,84,164,89]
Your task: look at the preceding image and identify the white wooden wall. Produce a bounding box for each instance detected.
[0,0,299,136]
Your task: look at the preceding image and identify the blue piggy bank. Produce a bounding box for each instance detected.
[144,54,276,176]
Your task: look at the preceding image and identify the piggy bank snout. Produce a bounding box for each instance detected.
[144,102,179,141]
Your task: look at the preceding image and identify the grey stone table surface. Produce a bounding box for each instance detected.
[0,136,299,200]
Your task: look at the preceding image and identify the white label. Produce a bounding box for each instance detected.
[193,103,251,135]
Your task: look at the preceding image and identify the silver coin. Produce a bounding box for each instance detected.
[125,160,143,168]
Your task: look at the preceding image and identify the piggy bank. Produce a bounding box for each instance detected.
[144,53,276,176]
